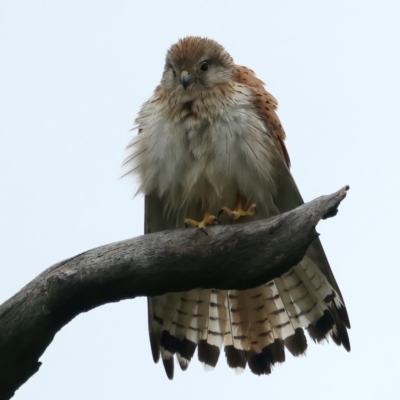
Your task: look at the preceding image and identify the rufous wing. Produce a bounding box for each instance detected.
[232,65,290,167]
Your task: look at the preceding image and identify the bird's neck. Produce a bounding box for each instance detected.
[154,83,238,122]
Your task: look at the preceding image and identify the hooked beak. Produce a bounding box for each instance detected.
[180,70,193,89]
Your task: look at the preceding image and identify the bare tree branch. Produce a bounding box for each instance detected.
[0,186,349,400]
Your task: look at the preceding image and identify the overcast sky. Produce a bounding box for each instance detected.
[1,1,399,399]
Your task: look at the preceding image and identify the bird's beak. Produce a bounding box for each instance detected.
[180,70,192,89]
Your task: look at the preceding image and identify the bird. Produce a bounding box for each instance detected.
[124,36,350,379]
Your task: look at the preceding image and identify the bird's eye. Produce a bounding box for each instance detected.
[169,63,176,77]
[200,62,209,72]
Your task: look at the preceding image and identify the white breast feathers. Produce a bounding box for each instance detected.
[125,83,283,219]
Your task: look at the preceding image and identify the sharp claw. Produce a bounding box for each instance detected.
[200,227,209,236]
[184,213,219,229]
[217,209,224,219]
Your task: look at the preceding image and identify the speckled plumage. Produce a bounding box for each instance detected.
[124,36,350,379]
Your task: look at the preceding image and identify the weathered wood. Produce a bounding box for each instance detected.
[0,186,348,399]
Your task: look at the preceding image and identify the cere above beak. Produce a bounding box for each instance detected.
[180,70,192,89]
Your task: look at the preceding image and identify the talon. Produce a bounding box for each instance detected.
[184,212,219,229]
[219,195,257,222]
[200,227,209,236]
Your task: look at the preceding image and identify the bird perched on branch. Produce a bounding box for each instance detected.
[124,36,350,379]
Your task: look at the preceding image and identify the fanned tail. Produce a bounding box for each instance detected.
[198,289,230,369]
[147,259,350,379]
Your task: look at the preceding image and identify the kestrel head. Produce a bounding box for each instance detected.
[161,36,234,92]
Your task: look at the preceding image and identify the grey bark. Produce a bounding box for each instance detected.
[0,186,349,399]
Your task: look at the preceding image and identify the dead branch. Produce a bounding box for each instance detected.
[0,186,349,400]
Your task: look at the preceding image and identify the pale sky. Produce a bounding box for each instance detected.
[1,1,399,399]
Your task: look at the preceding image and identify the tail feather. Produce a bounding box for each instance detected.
[330,305,351,351]
[266,339,285,364]
[300,257,341,305]
[228,290,251,351]
[270,276,309,356]
[274,274,302,330]
[248,350,272,375]
[245,286,275,375]
[206,289,230,349]
[198,339,220,368]
[186,289,210,343]
[169,290,199,340]
[148,261,350,378]
[279,269,324,328]
[224,345,247,370]
[246,287,274,354]
[263,281,295,341]
[148,293,181,367]
[284,328,308,356]
[176,339,197,370]
[294,264,330,314]
[147,298,161,363]
[154,293,181,332]
[161,355,174,380]
[198,289,230,368]
[294,264,335,343]
[165,290,208,371]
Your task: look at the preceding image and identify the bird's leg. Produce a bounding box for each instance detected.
[184,212,220,228]
[218,193,257,221]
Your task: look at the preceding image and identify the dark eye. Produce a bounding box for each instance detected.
[169,63,176,77]
[200,62,209,72]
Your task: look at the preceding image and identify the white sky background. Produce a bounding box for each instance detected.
[1,0,399,399]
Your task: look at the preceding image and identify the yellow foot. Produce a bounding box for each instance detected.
[184,212,220,228]
[218,197,257,221]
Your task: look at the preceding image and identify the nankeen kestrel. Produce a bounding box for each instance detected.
[124,36,350,379]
